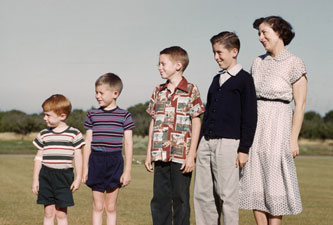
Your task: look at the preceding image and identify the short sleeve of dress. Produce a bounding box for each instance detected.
[189,85,205,118]
[290,57,307,84]
[33,132,44,150]
[84,111,93,130]
[146,87,157,117]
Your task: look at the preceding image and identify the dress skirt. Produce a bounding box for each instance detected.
[239,100,302,216]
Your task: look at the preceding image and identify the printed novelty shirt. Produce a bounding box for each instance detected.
[146,77,205,164]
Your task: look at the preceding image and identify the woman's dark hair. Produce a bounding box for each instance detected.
[253,16,295,46]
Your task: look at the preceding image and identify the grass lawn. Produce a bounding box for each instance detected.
[0,156,332,225]
[1,136,333,156]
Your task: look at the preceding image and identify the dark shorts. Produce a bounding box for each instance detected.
[86,150,124,192]
[37,165,74,208]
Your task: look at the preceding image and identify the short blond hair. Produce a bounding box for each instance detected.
[95,73,123,95]
[42,94,72,119]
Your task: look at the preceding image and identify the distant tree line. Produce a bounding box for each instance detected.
[1,104,333,139]
[300,111,333,139]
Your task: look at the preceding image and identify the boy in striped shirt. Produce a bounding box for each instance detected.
[82,73,135,225]
[32,94,85,225]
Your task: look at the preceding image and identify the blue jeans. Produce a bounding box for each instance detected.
[151,161,192,225]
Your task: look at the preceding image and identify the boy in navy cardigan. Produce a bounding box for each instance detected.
[193,31,257,225]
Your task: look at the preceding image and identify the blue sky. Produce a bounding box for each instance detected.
[1,0,332,115]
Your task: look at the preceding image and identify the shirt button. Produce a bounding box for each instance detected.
[212,109,216,112]
[215,99,219,102]
[218,88,222,91]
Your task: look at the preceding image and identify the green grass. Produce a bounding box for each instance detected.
[0,136,149,155]
[299,144,333,156]
[0,156,332,225]
[1,136,333,156]
[0,140,35,154]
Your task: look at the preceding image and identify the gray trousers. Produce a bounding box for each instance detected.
[194,137,240,225]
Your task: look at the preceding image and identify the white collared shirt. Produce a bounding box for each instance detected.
[219,64,243,86]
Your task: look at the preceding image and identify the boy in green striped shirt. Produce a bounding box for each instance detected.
[32,94,85,225]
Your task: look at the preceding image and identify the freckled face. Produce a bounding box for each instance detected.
[158,54,180,80]
[43,111,64,128]
[258,23,282,53]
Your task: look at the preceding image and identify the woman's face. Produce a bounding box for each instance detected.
[258,22,283,53]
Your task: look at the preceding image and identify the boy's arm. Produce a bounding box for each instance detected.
[145,119,155,173]
[82,130,92,183]
[120,129,133,187]
[32,150,43,195]
[71,147,83,192]
[236,75,258,168]
[181,117,201,173]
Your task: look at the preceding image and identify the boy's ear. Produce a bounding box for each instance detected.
[60,113,68,120]
[232,48,239,58]
[113,90,120,98]
[176,61,183,72]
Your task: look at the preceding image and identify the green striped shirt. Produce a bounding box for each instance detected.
[33,126,85,169]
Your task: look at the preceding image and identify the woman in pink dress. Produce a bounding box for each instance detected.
[239,16,307,225]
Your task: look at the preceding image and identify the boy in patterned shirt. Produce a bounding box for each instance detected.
[145,46,205,225]
[32,94,85,225]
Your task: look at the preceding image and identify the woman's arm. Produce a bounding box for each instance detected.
[291,75,307,157]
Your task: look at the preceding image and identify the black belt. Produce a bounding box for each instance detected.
[204,135,222,141]
[257,97,290,104]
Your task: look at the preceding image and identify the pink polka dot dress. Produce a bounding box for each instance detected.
[239,49,306,215]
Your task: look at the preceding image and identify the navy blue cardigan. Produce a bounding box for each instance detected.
[201,69,257,154]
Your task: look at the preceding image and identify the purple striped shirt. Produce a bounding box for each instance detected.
[84,107,135,152]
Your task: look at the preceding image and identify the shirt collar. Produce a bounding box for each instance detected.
[217,63,242,76]
[159,77,189,93]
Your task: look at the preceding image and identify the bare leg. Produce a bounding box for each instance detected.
[268,214,282,225]
[44,205,56,225]
[253,210,269,225]
[92,191,105,225]
[55,207,68,225]
[105,188,119,225]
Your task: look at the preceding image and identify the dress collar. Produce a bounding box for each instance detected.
[264,48,291,61]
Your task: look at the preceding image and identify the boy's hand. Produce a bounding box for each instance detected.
[82,167,88,184]
[145,154,154,173]
[32,180,39,195]
[236,152,248,168]
[120,171,131,187]
[180,154,195,174]
[71,178,81,192]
